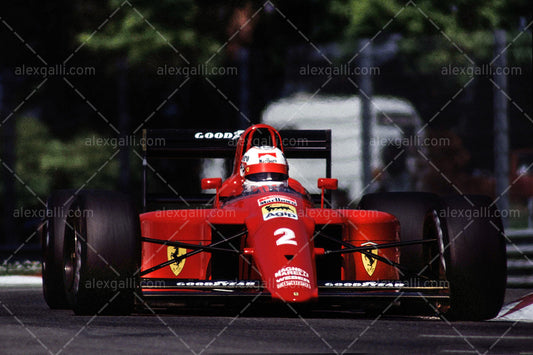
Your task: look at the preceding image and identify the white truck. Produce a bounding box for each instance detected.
[201,94,424,205]
[261,94,424,204]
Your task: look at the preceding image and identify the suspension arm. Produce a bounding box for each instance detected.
[139,230,246,276]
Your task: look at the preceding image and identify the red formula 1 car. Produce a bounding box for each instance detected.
[41,124,507,320]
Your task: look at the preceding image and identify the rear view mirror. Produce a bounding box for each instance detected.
[317,178,338,190]
[317,178,338,208]
[201,178,223,208]
[201,178,222,190]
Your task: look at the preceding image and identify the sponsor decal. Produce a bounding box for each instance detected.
[258,152,275,158]
[257,195,297,207]
[262,203,298,221]
[167,246,187,276]
[361,242,378,276]
[322,281,406,288]
[275,266,311,289]
[194,130,244,140]
[275,228,297,246]
[257,152,278,163]
[175,281,259,287]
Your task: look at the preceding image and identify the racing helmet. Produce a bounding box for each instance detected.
[240,146,289,188]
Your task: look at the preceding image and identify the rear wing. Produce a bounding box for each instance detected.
[141,129,332,209]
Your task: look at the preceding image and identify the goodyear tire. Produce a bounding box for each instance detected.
[442,195,507,320]
[63,191,140,315]
[41,190,77,309]
[358,192,446,279]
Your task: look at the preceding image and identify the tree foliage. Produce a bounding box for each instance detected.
[1,0,531,241]
[15,116,121,209]
[77,0,228,66]
[336,0,531,73]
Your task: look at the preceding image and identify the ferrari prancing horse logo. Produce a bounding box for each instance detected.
[361,242,378,276]
[167,246,187,276]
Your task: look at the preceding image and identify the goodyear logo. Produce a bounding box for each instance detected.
[262,203,298,221]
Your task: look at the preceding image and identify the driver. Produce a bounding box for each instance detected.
[240,146,289,193]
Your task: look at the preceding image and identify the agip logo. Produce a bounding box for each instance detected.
[262,203,298,221]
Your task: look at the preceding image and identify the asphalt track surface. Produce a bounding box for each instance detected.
[1,285,533,354]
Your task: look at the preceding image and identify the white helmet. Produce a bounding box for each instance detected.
[240,146,289,188]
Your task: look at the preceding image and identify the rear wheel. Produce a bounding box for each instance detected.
[41,190,77,309]
[63,191,141,315]
[442,195,507,320]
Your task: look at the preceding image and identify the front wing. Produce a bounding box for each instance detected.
[139,278,450,310]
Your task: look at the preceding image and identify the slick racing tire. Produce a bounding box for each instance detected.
[41,189,77,309]
[358,192,446,279]
[442,195,507,321]
[63,191,141,315]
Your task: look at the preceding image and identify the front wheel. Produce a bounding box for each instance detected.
[442,195,507,320]
[358,192,446,279]
[359,192,507,320]
[41,190,76,309]
[63,191,141,315]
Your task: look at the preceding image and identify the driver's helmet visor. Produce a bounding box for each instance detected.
[244,161,288,181]
[246,172,288,182]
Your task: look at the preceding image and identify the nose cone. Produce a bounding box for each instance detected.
[272,265,318,302]
[249,221,318,303]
